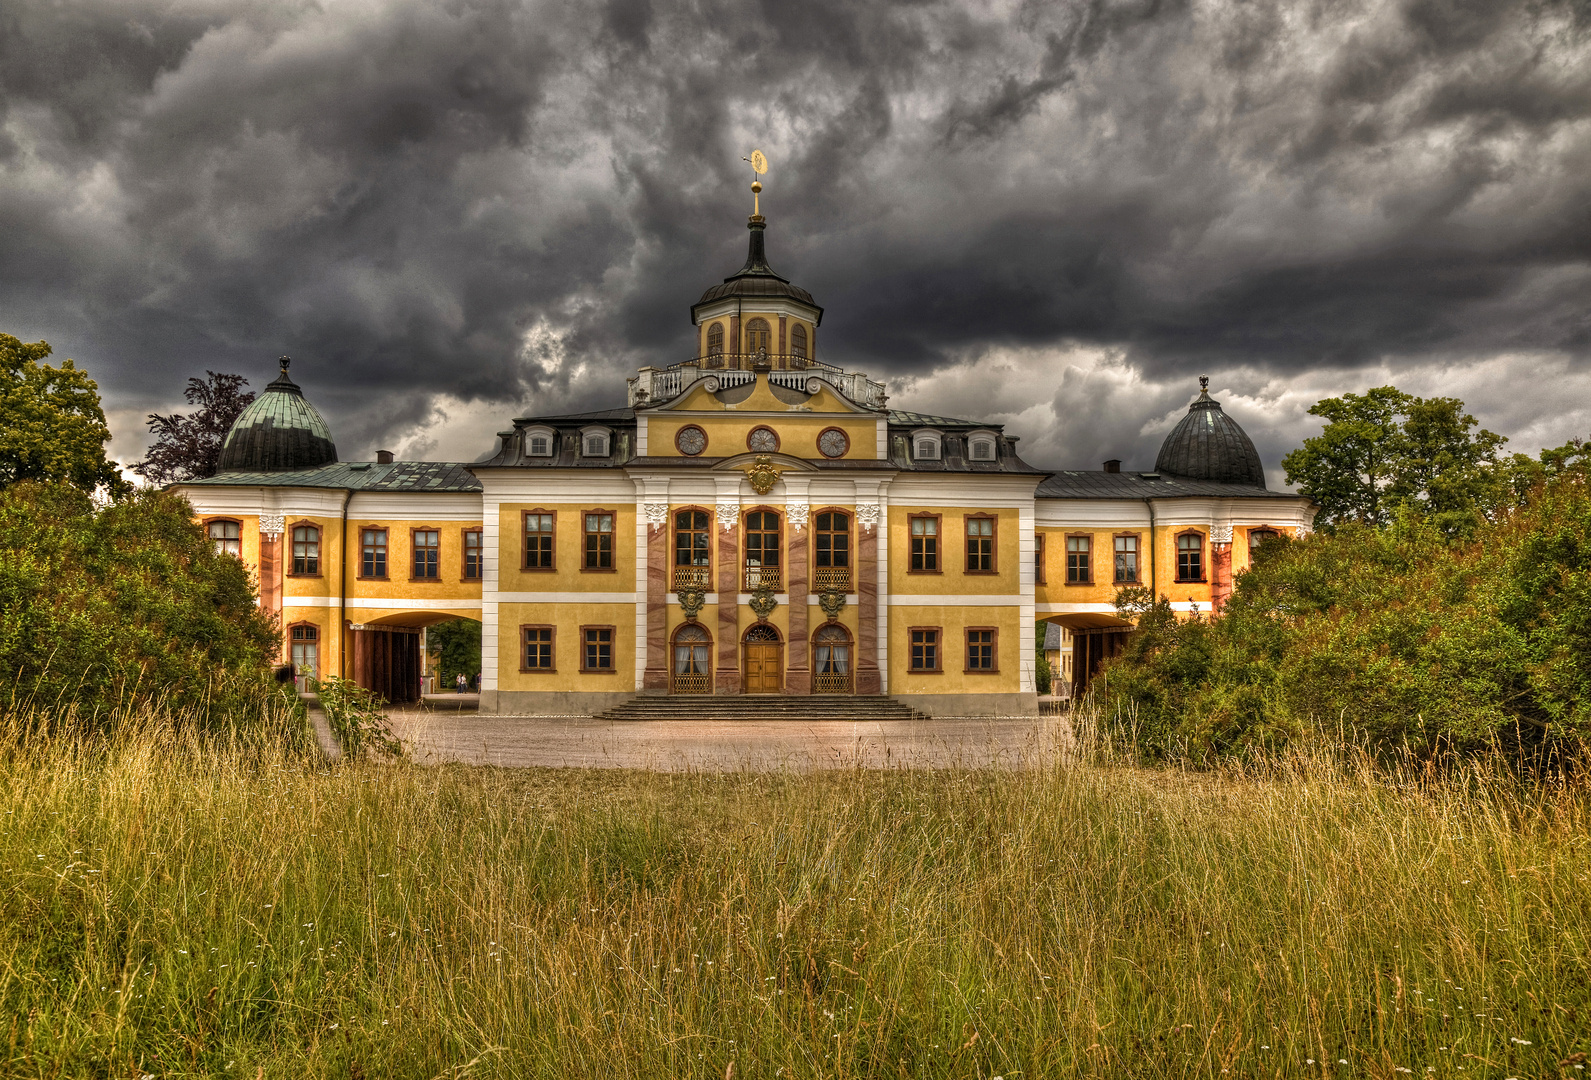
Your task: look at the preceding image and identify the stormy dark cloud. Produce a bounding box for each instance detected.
[2,0,1588,478]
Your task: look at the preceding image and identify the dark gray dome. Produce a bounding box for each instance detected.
[217,358,338,472]
[1155,382,1266,488]
[691,217,822,319]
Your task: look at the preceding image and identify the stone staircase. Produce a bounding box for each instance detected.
[594,694,931,722]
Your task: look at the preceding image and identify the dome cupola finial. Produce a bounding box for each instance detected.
[217,356,339,473]
[1153,376,1267,488]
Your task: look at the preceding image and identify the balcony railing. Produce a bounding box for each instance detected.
[628,357,887,411]
[743,565,782,592]
[671,673,711,694]
[813,671,853,694]
[813,566,852,593]
[672,566,711,592]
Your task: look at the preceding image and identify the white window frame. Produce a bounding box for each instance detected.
[523,426,555,457]
[967,430,998,461]
[580,426,612,458]
[911,429,943,461]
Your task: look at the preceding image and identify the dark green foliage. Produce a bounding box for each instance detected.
[428,617,481,685]
[132,370,255,484]
[1096,468,1591,759]
[1283,387,1505,538]
[0,334,129,497]
[0,481,279,727]
[316,676,402,758]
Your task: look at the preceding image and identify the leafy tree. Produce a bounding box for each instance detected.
[1283,387,1505,538]
[133,371,255,484]
[0,333,129,496]
[0,481,280,728]
[1093,463,1591,760]
[428,618,482,687]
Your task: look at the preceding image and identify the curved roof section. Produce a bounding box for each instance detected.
[1154,383,1266,488]
[217,360,338,473]
[692,217,822,319]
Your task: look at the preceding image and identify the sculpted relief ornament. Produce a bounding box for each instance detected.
[1209,524,1234,544]
[786,502,809,530]
[717,502,740,531]
[744,455,782,496]
[259,514,286,538]
[644,502,669,528]
[854,502,880,531]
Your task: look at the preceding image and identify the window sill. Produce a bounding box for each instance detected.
[906,569,943,575]
[580,668,618,675]
[520,566,558,573]
[286,573,324,579]
[581,567,618,574]
[355,576,390,582]
[519,668,557,674]
[1063,580,1096,587]
[908,668,944,674]
[1176,578,1208,585]
[409,577,442,584]
[963,570,999,576]
[964,668,1001,675]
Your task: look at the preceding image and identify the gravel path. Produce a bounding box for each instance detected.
[383,713,1071,771]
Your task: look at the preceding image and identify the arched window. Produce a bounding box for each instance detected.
[812,623,852,694]
[291,524,320,575]
[745,317,771,354]
[706,322,725,356]
[672,623,712,694]
[744,509,781,590]
[814,510,850,592]
[673,508,711,590]
[1177,531,1205,582]
[790,323,808,359]
[289,623,319,691]
[1248,527,1280,562]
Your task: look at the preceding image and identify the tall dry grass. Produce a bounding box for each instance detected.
[1,705,1587,1078]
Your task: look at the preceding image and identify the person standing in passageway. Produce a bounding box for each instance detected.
[456,672,466,694]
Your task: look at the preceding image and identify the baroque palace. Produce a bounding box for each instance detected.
[178,195,1314,717]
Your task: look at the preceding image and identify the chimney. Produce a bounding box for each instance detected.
[375,450,394,464]
[1103,459,1121,473]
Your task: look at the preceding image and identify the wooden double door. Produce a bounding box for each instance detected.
[743,632,783,694]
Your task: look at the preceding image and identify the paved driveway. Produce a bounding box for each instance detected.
[384,713,1070,771]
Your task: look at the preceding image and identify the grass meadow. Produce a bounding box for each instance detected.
[1,710,1588,1079]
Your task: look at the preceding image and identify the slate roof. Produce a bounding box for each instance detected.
[1036,470,1292,499]
[887,410,988,428]
[184,460,482,492]
[217,362,338,472]
[692,219,823,317]
[1154,388,1267,488]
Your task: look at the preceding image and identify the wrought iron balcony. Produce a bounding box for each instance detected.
[813,566,852,593]
[672,566,712,592]
[743,564,782,592]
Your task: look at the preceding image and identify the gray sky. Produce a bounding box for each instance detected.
[3,0,1589,483]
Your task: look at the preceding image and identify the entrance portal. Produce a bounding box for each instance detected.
[672,623,712,694]
[351,625,422,704]
[743,624,783,694]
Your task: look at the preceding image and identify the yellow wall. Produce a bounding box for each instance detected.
[888,605,1022,695]
[497,602,634,693]
[496,504,637,593]
[1034,523,1300,608]
[888,505,1021,596]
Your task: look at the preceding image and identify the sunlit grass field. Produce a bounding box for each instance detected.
[2,711,1588,1078]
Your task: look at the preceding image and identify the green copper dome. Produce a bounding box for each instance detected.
[1154,378,1266,488]
[217,357,338,472]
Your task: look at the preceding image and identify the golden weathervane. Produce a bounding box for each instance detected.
[743,149,768,216]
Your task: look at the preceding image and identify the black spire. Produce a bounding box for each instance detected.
[727,215,787,282]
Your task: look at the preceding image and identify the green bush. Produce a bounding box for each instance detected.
[1095,469,1591,759]
[0,481,280,730]
[316,676,402,759]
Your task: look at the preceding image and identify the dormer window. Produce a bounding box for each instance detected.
[968,434,997,461]
[912,430,942,461]
[524,426,555,457]
[581,427,611,458]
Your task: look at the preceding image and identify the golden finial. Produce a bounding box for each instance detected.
[743,149,768,216]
